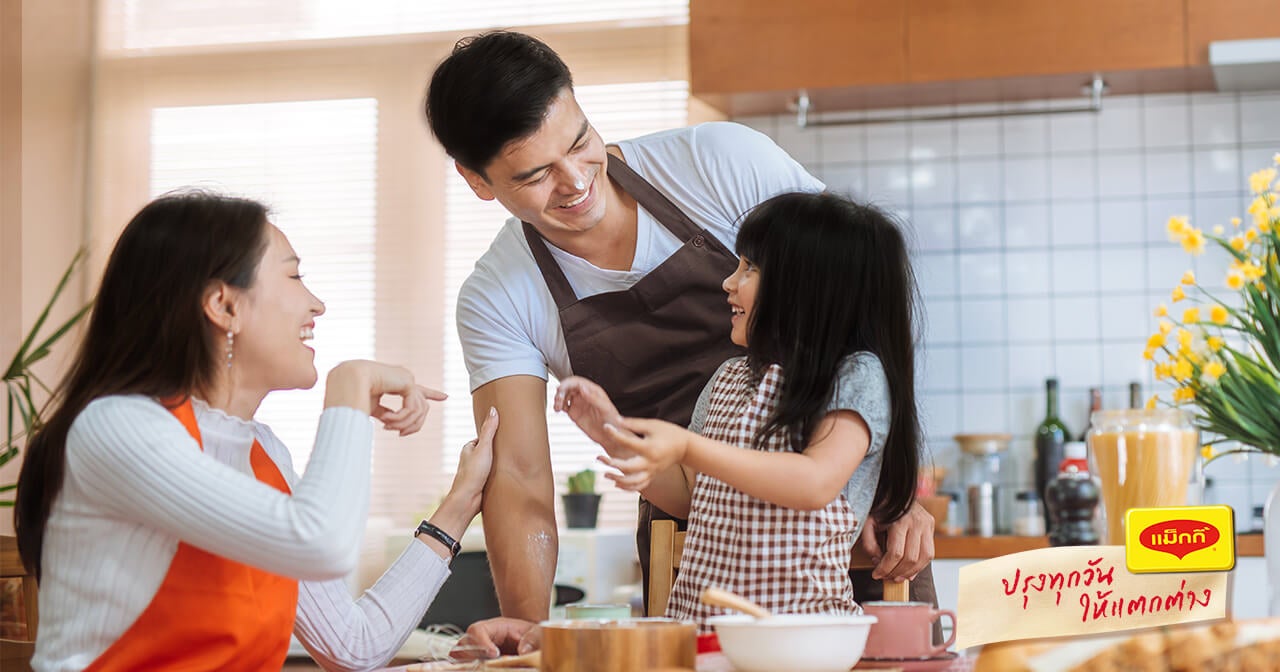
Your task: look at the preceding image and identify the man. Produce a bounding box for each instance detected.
[425,31,936,646]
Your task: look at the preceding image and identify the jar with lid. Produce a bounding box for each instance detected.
[955,434,1012,536]
[1012,491,1044,537]
[1085,409,1201,545]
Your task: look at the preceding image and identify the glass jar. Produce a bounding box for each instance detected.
[1086,409,1202,545]
[1012,491,1045,536]
[955,434,1012,535]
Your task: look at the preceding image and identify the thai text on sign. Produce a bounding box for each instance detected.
[956,545,1228,649]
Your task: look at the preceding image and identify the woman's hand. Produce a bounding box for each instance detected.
[554,377,627,456]
[447,407,499,517]
[323,360,447,435]
[598,417,694,492]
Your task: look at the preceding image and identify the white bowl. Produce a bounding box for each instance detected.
[708,613,878,672]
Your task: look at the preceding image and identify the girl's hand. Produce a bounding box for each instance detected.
[448,407,499,516]
[325,360,447,435]
[554,377,627,456]
[598,417,693,491]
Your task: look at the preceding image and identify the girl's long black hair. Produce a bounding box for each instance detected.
[736,192,921,523]
[14,192,270,577]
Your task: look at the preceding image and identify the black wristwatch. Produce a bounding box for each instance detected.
[415,520,461,561]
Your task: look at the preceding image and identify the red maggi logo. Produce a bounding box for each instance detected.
[1139,520,1220,559]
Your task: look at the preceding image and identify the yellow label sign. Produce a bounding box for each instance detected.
[1125,505,1235,573]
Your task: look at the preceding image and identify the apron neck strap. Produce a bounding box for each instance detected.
[522,153,720,310]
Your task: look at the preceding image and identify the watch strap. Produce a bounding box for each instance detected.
[415,520,461,559]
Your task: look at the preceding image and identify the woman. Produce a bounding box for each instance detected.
[14,191,496,671]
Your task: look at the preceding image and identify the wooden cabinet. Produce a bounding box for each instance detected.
[690,0,1278,112]
[905,0,1186,82]
[690,0,906,94]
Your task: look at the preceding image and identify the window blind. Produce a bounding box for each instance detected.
[441,81,689,529]
[101,0,688,52]
[149,98,378,471]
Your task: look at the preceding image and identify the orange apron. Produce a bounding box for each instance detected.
[84,398,299,671]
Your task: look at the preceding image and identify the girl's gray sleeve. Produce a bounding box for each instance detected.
[827,352,892,456]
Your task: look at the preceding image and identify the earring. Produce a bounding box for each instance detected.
[226,330,234,370]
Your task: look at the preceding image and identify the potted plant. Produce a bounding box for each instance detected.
[562,468,601,529]
[2,250,92,506]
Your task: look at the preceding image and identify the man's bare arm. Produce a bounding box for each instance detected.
[473,375,557,621]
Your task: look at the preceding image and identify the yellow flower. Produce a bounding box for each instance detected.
[1250,168,1277,194]
[1204,360,1227,382]
[1261,216,1273,234]
[1173,386,1196,403]
[1208,335,1225,351]
[1209,304,1229,325]
[1155,362,1173,380]
[1201,445,1215,460]
[1181,270,1196,285]
[1143,347,1155,360]
[1230,235,1247,252]
[1145,394,1158,410]
[1173,357,1193,381]
[1242,261,1266,281]
[1232,217,1243,228]
[1247,229,1259,243]
[1167,215,1190,241]
[1154,303,1168,317]
[1148,332,1167,349]
[1227,269,1245,290]
[1181,227,1207,255]
[1213,225,1225,236]
[1172,286,1186,302]
[1183,307,1200,323]
[1159,319,1174,335]
[1275,153,1280,166]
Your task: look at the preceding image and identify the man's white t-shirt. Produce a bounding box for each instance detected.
[456,121,825,391]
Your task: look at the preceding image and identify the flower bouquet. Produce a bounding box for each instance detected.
[1146,155,1280,462]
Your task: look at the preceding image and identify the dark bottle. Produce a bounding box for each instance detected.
[1128,381,1142,409]
[1077,387,1102,441]
[1034,378,1071,530]
[1045,442,1100,546]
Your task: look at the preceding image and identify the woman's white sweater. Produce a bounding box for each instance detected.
[32,395,450,672]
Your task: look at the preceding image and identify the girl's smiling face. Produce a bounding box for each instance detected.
[723,256,759,347]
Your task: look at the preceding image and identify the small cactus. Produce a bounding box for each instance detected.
[567,468,596,494]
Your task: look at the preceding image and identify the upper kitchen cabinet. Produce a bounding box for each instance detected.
[1186,0,1280,65]
[691,0,1280,116]
[689,0,907,94]
[905,0,1185,82]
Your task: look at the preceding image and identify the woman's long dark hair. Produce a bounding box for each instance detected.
[14,192,270,576]
[736,192,921,524]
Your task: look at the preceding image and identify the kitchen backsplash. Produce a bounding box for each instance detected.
[736,89,1280,521]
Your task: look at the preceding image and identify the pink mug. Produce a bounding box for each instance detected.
[860,601,956,660]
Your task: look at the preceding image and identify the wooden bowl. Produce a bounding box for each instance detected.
[539,618,696,672]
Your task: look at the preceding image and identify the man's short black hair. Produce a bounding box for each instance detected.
[425,31,574,179]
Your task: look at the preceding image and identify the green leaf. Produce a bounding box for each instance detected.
[4,248,85,380]
[22,302,93,370]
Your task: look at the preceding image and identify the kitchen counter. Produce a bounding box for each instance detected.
[934,533,1264,558]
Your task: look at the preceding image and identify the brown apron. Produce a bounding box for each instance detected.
[523,153,937,616]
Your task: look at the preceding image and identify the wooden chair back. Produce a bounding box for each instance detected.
[646,521,909,617]
[1,535,37,672]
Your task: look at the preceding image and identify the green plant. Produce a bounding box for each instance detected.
[1147,155,1280,461]
[566,468,596,495]
[2,250,92,505]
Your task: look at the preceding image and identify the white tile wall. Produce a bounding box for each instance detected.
[741,90,1280,513]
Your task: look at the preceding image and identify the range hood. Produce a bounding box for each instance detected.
[1210,38,1280,91]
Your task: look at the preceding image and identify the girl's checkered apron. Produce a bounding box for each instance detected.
[666,359,859,631]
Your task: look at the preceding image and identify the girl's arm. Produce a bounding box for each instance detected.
[605,409,870,511]
[632,464,696,519]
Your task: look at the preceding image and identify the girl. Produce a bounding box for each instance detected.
[556,191,921,629]
[14,192,498,671]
